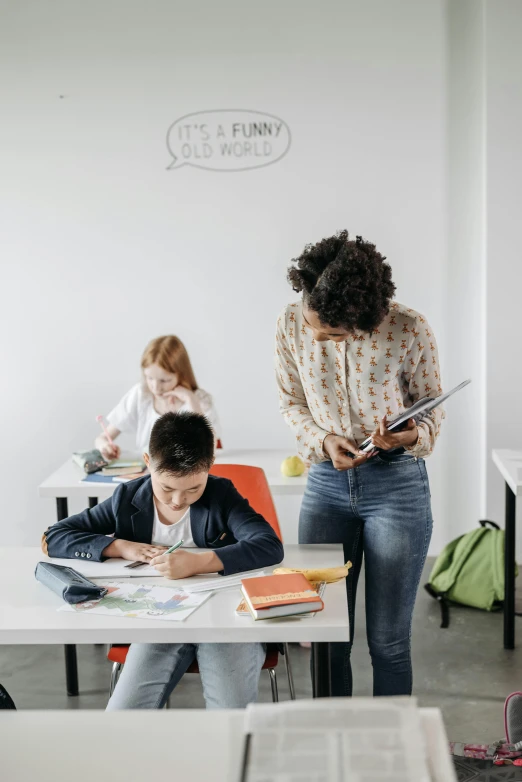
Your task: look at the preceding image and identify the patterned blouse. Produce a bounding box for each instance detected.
[275,300,444,463]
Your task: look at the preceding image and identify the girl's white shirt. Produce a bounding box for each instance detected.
[107,383,221,453]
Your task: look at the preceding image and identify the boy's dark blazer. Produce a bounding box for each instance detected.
[42,475,284,575]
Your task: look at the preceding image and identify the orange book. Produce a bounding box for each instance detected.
[236,581,325,615]
[240,573,324,620]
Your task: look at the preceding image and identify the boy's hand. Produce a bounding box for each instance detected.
[103,539,167,562]
[151,549,223,579]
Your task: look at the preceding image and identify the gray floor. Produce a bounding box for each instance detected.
[1,558,521,744]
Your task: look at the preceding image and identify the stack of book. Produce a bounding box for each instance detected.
[81,458,146,484]
[101,459,146,478]
[239,573,325,620]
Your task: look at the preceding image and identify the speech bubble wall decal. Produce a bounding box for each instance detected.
[166,109,291,172]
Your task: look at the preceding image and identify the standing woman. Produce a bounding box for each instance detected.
[275,231,444,697]
[96,335,221,459]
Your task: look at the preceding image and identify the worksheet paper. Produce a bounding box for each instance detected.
[47,557,161,578]
[46,557,266,588]
[59,581,211,621]
[241,698,432,782]
[179,570,266,593]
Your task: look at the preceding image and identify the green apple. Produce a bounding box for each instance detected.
[281,455,305,477]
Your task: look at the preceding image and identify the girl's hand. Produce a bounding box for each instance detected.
[161,386,202,412]
[171,385,193,403]
[95,435,121,461]
[370,417,418,451]
[103,539,168,561]
[153,391,187,415]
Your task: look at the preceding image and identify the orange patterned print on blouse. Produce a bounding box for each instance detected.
[275,301,444,464]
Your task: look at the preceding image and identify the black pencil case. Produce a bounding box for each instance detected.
[35,562,108,604]
[72,449,108,474]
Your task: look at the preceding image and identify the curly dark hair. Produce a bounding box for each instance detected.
[287,230,396,332]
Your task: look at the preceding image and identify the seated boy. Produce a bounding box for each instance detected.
[42,411,284,709]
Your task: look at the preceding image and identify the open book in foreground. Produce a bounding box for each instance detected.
[240,697,456,782]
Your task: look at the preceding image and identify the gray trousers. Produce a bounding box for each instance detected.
[107,642,266,709]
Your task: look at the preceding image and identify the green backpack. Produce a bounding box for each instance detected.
[425,520,513,627]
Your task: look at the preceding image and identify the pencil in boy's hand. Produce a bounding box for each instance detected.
[165,540,184,555]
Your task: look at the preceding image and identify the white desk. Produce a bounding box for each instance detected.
[0,707,457,782]
[0,544,347,696]
[38,449,308,505]
[492,449,522,649]
[0,545,347,645]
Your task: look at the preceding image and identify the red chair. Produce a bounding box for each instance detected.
[107,464,296,703]
[209,463,282,539]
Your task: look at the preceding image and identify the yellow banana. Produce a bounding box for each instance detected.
[273,561,352,583]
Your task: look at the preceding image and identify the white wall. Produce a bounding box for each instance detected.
[444,0,522,560]
[445,0,486,538]
[0,0,448,547]
[485,0,522,542]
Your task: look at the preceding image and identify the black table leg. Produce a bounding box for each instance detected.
[64,645,79,696]
[311,642,331,697]
[56,498,79,696]
[504,482,516,650]
[88,503,101,647]
[56,497,68,522]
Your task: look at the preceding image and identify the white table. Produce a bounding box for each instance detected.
[0,544,348,697]
[492,449,522,649]
[0,707,457,782]
[38,449,308,505]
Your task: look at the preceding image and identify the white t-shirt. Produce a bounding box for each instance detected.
[151,502,196,548]
[106,383,221,454]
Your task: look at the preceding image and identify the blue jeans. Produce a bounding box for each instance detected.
[106,642,266,709]
[299,452,432,697]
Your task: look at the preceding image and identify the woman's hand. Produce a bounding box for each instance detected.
[323,434,369,471]
[150,549,223,579]
[95,434,121,461]
[103,539,168,562]
[370,417,418,451]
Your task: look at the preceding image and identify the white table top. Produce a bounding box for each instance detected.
[0,544,349,644]
[0,707,456,782]
[38,449,308,499]
[492,449,522,495]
